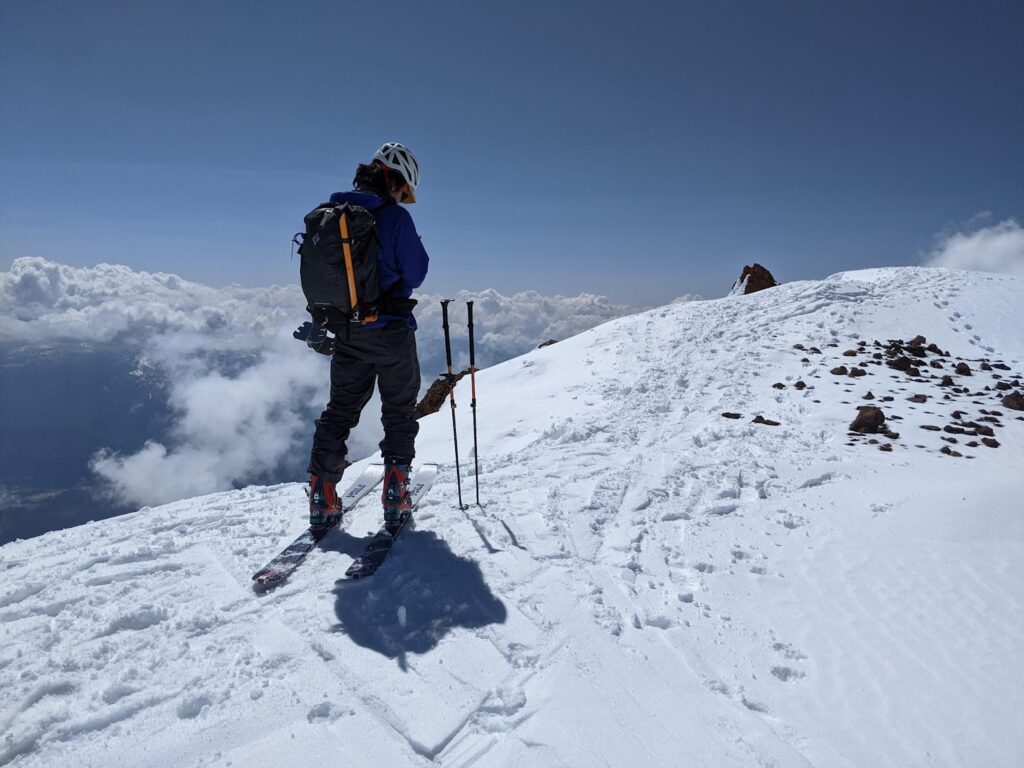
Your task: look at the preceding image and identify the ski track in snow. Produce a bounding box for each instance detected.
[1,267,1023,767]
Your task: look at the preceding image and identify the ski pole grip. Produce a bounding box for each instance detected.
[466,301,476,368]
[440,299,454,371]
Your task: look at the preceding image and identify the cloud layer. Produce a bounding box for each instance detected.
[924,218,1024,277]
[2,258,636,507]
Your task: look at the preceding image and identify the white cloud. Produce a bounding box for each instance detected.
[671,294,703,304]
[2,258,638,507]
[924,218,1024,277]
[89,331,326,506]
[0,257,300,345]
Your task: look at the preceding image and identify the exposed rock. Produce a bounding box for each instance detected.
[732,264,779,295]
[908,394,928,403]
[887,356,914,372]
[863,391,875,400]
[751,415,781,426]
[1002,392,1024,411]
[920,425,941,431]
[980,362,992,371]
[982,437,1000,448]
[992,363,1011,371]
[930,360,944,369]
[940,375,954,387]
[940,445,963,457]
[794,380,807,390]
[415,372,467,418]
[849,368,867,377]
[909,335,926,346]
[793,343,805,350]
[538,339,558,349]
[849,406,885,434]
[879,444,893,452]
[955,362,972,376]
[842,350,858,357]
[772,382,786,389]
[830,366,849,376]
[721,412,742,419]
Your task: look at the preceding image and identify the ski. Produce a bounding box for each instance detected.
[343,463,439,580]
[252,464,384,590]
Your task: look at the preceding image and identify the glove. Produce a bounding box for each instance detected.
[293,321,336,356]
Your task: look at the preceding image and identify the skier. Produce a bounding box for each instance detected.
[306,142,429,536]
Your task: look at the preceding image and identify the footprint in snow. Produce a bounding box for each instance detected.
[770,666,806,682]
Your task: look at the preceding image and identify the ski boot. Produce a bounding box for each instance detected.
[381,461,412,535]
[308,474,342,532]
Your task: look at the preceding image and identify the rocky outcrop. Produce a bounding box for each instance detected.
[731,264,778,295]
[415,372,467,419]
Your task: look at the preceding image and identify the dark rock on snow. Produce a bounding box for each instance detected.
[732,264,779,295]
[1002,392,1024,411]
[850,406,886,434]
[415,372,467,418]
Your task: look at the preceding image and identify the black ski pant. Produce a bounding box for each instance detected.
[309,322,420,484]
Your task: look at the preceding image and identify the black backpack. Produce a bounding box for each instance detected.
[296,201,391,327]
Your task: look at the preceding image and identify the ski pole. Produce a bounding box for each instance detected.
[467,301,481,506]
[441,300,465,510]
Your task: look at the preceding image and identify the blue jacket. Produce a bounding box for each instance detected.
[329,190,430,330]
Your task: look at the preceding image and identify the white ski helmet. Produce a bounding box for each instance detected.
[372,142,420,203]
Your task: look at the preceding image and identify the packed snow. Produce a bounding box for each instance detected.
[1,266,1022,767]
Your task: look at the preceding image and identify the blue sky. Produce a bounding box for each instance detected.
[2,1,1022,304]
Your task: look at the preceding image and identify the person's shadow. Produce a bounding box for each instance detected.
[324,525,507,668]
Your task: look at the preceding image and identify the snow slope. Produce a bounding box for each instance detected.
[2,266,1022,768]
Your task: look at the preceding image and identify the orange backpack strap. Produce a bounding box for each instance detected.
[338,212,359,314]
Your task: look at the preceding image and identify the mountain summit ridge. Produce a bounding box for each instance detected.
[1,266,1022,767]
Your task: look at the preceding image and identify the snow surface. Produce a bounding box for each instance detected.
[2,266,1022,767]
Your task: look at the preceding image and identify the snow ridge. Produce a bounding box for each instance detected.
[1,267,1022,768]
